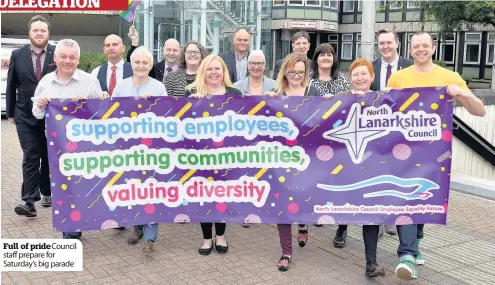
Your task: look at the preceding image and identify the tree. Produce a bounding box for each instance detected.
[420,0,495,89]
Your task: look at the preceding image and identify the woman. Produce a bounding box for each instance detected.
[309,43,350,97]
[113,46,167,254]
[187,54,242,255]
[234,50,276,96]
[269,53,320,271]
[164,41,209,97]
[348,58,385,278]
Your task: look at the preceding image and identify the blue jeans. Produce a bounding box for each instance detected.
[143,224,158,242]
[396,224,424,258]
[63,232,82,239]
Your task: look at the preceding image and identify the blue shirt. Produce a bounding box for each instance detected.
[113,77,168,97]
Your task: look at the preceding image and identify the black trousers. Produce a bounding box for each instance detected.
[16,120,50,203]
[363,225,380,263]
[200,223,226,239]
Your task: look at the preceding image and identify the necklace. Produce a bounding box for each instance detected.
[249,77,263,87]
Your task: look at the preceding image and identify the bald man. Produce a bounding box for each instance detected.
[91,34,132,95]
[127,26,180,82]
[219,28,251,82]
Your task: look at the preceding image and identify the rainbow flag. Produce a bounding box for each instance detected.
[120,0,142,23]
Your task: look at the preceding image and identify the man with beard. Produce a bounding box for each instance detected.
[126,26,180,82]
[387,32,486,280]
[219,28,251,83]
[91,34,144,243]
[273,31,311,80]
[32,39,108,239]
[7,15,57,217]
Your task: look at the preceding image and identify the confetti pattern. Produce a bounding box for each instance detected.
[46,87,453,232]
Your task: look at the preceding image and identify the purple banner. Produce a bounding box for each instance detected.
[46,87,453,232]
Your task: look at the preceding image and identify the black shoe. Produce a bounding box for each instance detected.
[41,196,52,207]
[127,226,143,244]
[333,229,347,248]
[314,224,324,227]
[15,204,37,217]
[198,243,213,255]
[242,223,250,228]
[115,227,125,230]
[215,242,229,254]
[365,261,385,277]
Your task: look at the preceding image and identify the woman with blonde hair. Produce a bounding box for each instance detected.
[187,54,241,255]
[186,54,242,97]
[268,53,320,271]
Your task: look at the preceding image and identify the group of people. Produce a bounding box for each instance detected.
[6,15,485,281]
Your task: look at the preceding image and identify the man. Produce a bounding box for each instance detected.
[91,34,132,96]
[32,39,107,239]
[387,32,486,280]
[273,31,311,80]
[91,33,144,244]
[126,26,180,82]
[371,29,413,236]
[219,28,251,83]
[7,15,57,217]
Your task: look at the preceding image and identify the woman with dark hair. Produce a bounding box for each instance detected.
[309,43,350,97]
[164,41,209,97]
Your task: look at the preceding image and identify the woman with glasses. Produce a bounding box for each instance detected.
[267,53,320,271]
[234,50,276,96]
[187,54,242,255]
[164,41,209,97]
[309,43,350,97]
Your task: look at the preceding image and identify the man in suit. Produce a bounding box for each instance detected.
[126,25,180,82]
[371,29,413,236]
[91,34,144,244]
[273,31,311,80]
[218,28,251,83]
[7,15,57,217]
[370,29,413,93]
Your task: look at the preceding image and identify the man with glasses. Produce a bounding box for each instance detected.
[273,31,311,80]
[219,28,251,83]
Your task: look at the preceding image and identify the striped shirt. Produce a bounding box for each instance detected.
[164,69,196,97]
[32,69,102,119]
[235,52,248,81]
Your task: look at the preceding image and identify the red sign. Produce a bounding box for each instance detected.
[1,59,9,70]
[0,0,128,10]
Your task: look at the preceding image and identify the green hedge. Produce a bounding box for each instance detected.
[79,53,107,73]
[433,60,472,85]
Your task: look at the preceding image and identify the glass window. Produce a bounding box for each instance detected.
[330,42,338,55]
[376,0,386,10]
[358,0,362,11]
[323,0,330,8]
[487,44,494,65]
[342,34,353,41]
[273,0,285,5]
[407,1,420,8]
[343,0,354,12]
[464,44,481,64]
[306,0,321,6]
[330,0,338,9]
[356,43,361,58]
[328,34,338,41]
[288,0,303,5]
[342,42,353,60]
[389,0,403,10]
[465,33,481,41]
[440,44,455,64]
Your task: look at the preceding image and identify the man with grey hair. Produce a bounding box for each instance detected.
[33,38,108,239]
[219,28,251,82]
[8,15,57,218]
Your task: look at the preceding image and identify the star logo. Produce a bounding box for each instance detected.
[322,104,389,164]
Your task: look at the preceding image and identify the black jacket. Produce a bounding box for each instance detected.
[370,56,413,91]
[6,44,56,125]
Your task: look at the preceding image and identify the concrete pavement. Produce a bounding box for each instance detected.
[2,119,495,285]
